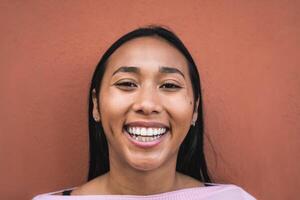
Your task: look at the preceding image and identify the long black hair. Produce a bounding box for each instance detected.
[88,25,211,182]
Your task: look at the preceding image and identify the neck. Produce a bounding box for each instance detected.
[105,156,179,195]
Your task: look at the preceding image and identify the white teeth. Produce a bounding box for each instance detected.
[141,128,146,136]
[133,135,159,142]
[148,128,153,136]
[136,128,141,135]
[126,127,167,137]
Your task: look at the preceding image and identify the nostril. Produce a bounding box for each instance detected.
[135,107,160,115]
[133,104,162,115]
[132,90,163,115]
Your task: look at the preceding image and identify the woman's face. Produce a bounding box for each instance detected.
[93,36,198,172]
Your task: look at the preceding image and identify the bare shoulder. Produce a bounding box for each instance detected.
[71,174,108,195]
[176,172,204,189]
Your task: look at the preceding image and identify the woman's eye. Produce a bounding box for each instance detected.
[160,83,182,90]
[115,81,137,90]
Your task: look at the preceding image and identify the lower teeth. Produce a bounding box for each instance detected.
[132,135,161,142]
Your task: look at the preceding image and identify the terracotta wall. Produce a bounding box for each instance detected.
[0,1,299,199]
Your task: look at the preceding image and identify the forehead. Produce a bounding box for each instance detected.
[106,36,189,74]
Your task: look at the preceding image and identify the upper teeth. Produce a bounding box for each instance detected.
[127,127,167,136]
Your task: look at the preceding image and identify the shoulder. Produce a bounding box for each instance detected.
[175,172,204,189]
[192,183,256,200]
[71,174,108,195]
[32,175,108,199]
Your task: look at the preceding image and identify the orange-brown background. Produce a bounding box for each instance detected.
[0,1,299,199]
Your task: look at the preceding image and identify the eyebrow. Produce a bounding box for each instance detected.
[112,66,185,78]
[159,66,185,78]
[112,66,140,76]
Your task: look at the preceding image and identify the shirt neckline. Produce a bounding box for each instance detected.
[51,183,223,197]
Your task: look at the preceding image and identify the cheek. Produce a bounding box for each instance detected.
[101,92,128,115]
[162,92,194,126]
[99,89,132,132]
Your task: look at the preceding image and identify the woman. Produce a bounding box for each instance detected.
[33,26,255,199]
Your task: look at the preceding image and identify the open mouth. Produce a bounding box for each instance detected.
[124,125,169,143]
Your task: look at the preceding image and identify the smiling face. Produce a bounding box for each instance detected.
[92,36,198,172]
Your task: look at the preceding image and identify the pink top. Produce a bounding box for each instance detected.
[33,184,256,200]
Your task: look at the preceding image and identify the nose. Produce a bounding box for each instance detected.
[132,87,163,115]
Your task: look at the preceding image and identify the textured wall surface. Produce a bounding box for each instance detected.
[0,1,299,199]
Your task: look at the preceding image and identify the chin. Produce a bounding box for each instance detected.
[131,163,161,172]
[128,157,164,172]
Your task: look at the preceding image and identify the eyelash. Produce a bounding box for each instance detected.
[160,83,182,89]
[114,81,182,90]
[115,81,138,90]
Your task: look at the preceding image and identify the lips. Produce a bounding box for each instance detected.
[123,121,169,146]
[127,127,167,136]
